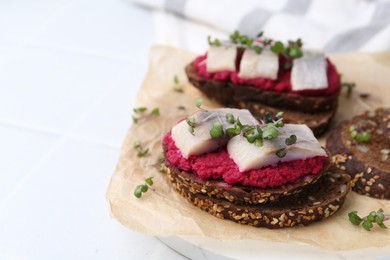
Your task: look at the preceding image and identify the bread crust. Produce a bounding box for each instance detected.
[167,169,351,229]
[381,108,390,140]
[326,109,390,199]
[185,63,339,113]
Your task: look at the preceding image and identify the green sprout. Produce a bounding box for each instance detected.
[134,177,154,198]
[348,209,389,231]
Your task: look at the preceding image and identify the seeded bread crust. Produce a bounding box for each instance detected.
[167,170,351,229]
[163,146,332,204]
[381,108,390,140]
[185,63,338,136]
[326,109,390,199]
[185,63,338,113]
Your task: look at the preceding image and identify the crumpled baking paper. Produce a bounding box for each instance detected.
[106,45,390,251]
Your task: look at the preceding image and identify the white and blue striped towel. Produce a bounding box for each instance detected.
[130,0,390,53]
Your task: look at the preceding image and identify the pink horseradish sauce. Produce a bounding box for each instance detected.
[163,133,327,189]
[193,54,340,96]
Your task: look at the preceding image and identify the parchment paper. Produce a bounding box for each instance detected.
[106,45,390,251]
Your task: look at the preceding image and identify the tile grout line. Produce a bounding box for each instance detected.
[26,41,140,64]
[0,0,78,72]
[0,67,132,211]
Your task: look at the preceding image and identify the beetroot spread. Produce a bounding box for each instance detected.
[193,54,340,96]
[163,133,327,189]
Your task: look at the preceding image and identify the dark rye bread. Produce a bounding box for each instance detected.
[163,147,332,204]
[326,108,390,199]
[185,63,338,136]
[185,63,338,113]
[167,170,351,229]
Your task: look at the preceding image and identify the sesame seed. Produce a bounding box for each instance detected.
[381,149,390,154]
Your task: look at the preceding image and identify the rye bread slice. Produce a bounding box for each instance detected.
[167,170,351,229]
[185,63,337,136]
[326,108,390,199]
[185,63,339,113]
[164,147,332,204]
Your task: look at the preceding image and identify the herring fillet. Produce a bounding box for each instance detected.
[291,50,328,91]
[171,109,258,159]
[206,45,237,72]
[227,124,327,172]
[238,48,279,80]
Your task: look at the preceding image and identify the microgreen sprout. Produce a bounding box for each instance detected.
[186,117,196,135]
[341,82,356,98]
[137,149,149,157]
[195,98,203,108]
[210,111,295,155]
[173,75,179,85]
[134,177,154,198]
[158,163,167,173]
[253,45,262,54]
[173,75,184,93]
[349,124,372,143]
[226,113,235,124]
[132,107,160,124]
[151,108,160,116]
[348,209,389,231]
[262,124,278,140]
[185,99,205,135]
[133,107,147,113]
[270,41,284,54]
[228,31,304,64]
[259,112,297,157]
[208,35,221,46]
[148,157,167,173]
[133,140,141,149]
[226,118,243,138]
[133,140,149,157]
[263,113,273,124]
[274,120,284,128]
[145,177,153,186]
[210,121,224,138]
[243,126,263,146]
[285,134,297,146]
[276,148,287,158]
[276,112,284,119]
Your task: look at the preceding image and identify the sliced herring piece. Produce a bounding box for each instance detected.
[291,50,328,91]
[171,108,258,159]
[238,48,279,80]
[206,45,237,73]
[227,124,327,172]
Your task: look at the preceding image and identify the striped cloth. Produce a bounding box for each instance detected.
[130,0,390,53]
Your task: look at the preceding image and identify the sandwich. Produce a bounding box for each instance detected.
[326,108,390,199]
[185,31,341,136]
[163,108,350,228]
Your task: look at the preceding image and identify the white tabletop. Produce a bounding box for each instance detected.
[0,0,189,259]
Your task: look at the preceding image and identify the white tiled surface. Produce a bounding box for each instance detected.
[0,1,187,259]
